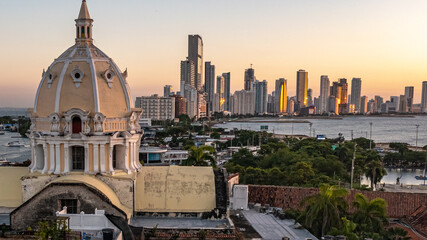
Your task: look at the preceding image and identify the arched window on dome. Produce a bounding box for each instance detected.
[72,116,82,134]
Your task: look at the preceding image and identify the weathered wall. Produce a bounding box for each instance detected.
[135,166,216,212]
[97,175,134,209]
[11,183,126,230]
[248,185,427,218]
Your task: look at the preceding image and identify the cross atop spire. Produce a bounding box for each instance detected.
[75,0,93,44]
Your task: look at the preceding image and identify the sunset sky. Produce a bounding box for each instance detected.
[1,0,427,107]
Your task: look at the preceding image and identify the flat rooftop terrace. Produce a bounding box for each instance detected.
[242,209,318,240]
[130,217,231,229]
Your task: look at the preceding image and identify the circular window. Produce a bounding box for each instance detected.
[74,72,81,79]
[107,73,112,79]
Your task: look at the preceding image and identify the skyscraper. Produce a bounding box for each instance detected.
[180,59,195,96]
[422,81,427,113]
[222,72,231,111]
[296,69,308,109]
[319,75,330,114]
[164,85,172,97]
[244,66,255,91]
[275,78,287,114]
[216,75,225,112]
[307,88,313,107]
[330,78,348,115]
[360,96,368,114]
[350,78,362,113]
[253,80,268,114]
[188,35,203,91]
[204,62,215,115]
[405,86,414,112]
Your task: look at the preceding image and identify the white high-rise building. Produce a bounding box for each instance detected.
[405,86,414,112]
[253,80,268,114]
[319,75,330,114]
[421,81,427,112]
[350,78,362,113]
[231,90,255,115]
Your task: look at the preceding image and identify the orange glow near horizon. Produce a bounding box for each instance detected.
[1,1,427,107]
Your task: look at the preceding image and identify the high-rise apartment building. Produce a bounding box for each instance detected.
[405,86,414,112]
[296,70,308,110]
[275,78,287,114]
[422,81,427,113]
[222,72,231,111]
[180,59,195,96]
[188,35,203,91]
[399,95,408,113]
[183,85,198,119]
[375,96,383,113]
[164,85,172,97]
[307,88,313,107]
[330,78,348,114]
[319,75,330,114]
[350,78,362,113]
[253,80,268,114]
[244,67,255,91]
[204,62,215,115]
[360,96,368,114]
[231,90,255,115]
[171,95,186,118]
[216,75,225,112]
[136,95,175,120]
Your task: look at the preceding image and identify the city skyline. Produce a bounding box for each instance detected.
[2,0,427,107]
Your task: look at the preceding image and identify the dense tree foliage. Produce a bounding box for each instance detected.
[225,134,386,189]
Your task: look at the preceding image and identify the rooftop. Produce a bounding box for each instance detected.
[130,217,230,229]
[241,209,318,240]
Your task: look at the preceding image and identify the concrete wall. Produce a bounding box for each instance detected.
[11,183,126,230]
[248,185,427,218]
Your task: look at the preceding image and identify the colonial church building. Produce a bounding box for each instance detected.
[3,1,227,234]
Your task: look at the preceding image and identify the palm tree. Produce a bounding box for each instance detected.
[352,193,387,235]
[365,159,387,190]
[183,145,216,168]
[298,184,348,237]
[386,227,411,240]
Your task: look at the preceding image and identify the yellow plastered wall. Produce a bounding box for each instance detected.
[59,61,95,114]
[0,167,29,207]
[89,144,94,172]
[135,166,216,212]
[46,143,50,169]
[105,143,109,171]
[95,62,129,118]
[36,62,65,117]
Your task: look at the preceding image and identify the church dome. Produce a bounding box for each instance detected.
[33,0,133,119]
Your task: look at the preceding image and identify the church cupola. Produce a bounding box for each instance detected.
[75,0,93,44]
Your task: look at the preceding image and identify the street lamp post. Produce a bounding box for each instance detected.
[351,143,357,189]
[369,122,373,150]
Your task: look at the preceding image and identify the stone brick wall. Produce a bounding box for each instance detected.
[248,185,427,218]
[11,183,127,230]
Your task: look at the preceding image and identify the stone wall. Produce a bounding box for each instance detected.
[248,185,427,218]
[11,183,127,230]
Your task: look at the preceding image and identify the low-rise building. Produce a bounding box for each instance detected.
[139,146,188,165]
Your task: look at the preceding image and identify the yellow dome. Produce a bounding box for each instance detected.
[33,1,132,119]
